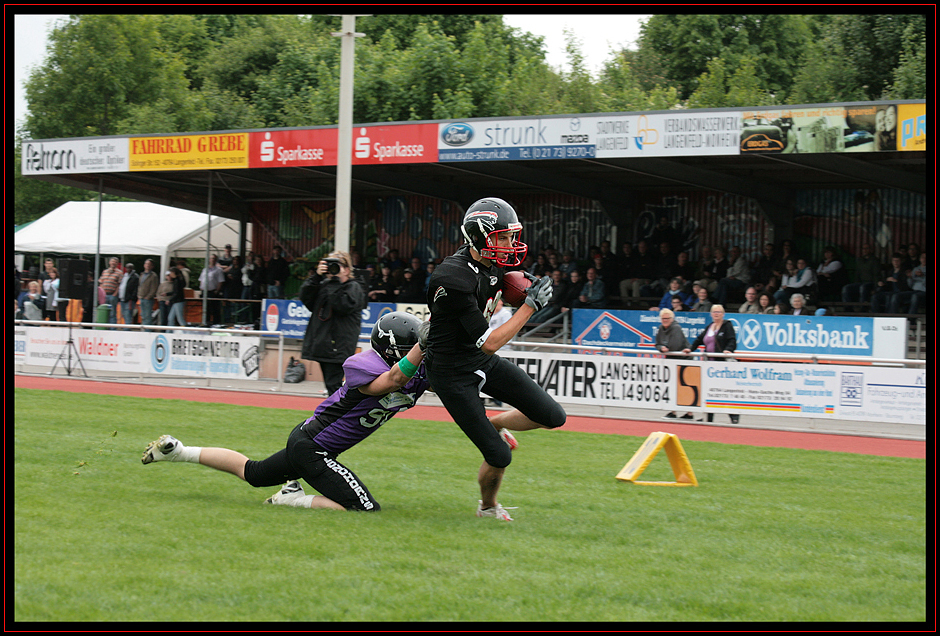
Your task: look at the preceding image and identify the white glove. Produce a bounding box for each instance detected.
[417,320,430,353]
[524,275,553,312]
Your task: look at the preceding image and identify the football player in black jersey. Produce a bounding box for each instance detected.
[423,197,566,521]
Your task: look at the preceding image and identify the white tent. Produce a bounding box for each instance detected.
[14,201,252,270]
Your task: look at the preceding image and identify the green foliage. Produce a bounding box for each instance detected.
[13,388,927,622]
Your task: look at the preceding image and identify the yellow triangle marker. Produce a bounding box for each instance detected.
[616,431,698,487]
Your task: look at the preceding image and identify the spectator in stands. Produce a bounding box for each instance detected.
[647,215,680,255]
[815,246,845,301]
[774,258,816,303]
[530,269,569,323]
[758,291,775,314]
[674,251,696,292]
[528,252,549,278]
[559,250,578,278]
[575,267,606,308]
[752,242,777,294]
[641,241,676,297]
[773,301,790,315]
[395,268,425,303]
[736,286,761,314]
[266,246,290,299]
[696,246,728,294]
[560,270,584,314]
[870,253,909,313]
[409,257,426,289]
[591,254,613,294]
[690,286,713,313]
[788,293,814,316]
[615,241,634,299]
[841,243,882,310]
[381,249,406,275]
[670,295,690,313]
[546,251,561,275]
[623,240,655,298]
[653,277,693,311]
[248,254,267,316]
[218,244,235,270]
[714,245,752,305]
[773,240,798,279]
[423,262,436,295]
[367,263,396,302]
[889,251,926,314]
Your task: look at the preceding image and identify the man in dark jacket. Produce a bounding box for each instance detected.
[299,250,364,395]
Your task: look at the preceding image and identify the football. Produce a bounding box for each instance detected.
[501,270,533,307]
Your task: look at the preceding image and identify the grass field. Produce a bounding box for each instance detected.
[13,388,927,624]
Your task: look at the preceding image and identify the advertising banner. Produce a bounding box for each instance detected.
[571,309,907,358]
[262,300,397,340]
[591,111,741,157]
[437,117,596,162]
[897,103,926,151]
[21,138,130,175]
[499,350,924,425]
[739,103,924,154]
[248,124,437,168]
[19,327,260,379]
[129,133,249,171]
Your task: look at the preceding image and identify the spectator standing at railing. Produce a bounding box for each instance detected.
[166,268,189,327]
[266,246,290,299]
[137,259,160,327]
[42,268,59,321]
[656,308,693,420]
[683,304,739,424]
[98,257,123,324]
[199,254,225,325]
[118,263,139,325]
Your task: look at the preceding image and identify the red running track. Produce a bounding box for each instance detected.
[15,375,925,459]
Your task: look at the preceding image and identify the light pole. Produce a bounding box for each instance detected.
[331,14,368,254]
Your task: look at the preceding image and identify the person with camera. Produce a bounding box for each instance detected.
[299,250,365,396]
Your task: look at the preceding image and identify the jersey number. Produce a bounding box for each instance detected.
[359,408,394,429]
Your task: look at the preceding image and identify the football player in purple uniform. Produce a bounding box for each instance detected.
[424,197,566,521]
[142,312,433,511]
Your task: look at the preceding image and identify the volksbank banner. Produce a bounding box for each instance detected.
[498,351,925,425]
[571,310,907,358]
[262,301,426,341]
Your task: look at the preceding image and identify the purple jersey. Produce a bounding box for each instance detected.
[303,350,430,454]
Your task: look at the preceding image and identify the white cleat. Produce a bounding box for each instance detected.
[141,435,183,464]
[476,501,517,521]
[498,428,519,451]
[263,480,305,505]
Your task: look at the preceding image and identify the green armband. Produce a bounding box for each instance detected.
[397,357,418,378]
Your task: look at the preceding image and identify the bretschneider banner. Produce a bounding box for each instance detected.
[18,327,260,379]
[499,351,925,425]
[571,309,908,358]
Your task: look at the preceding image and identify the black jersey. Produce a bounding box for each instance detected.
[425,245,505,369]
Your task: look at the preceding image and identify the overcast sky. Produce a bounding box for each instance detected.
[12,13,651,130]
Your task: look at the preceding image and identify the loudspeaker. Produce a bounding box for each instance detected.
[58,259,90,300]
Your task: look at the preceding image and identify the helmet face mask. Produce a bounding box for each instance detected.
[461,198,528,267]
[370,311,423,367]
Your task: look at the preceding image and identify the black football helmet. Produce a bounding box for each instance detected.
[370,311,423,366]
[460,197,528,267]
